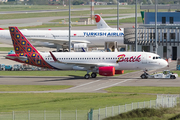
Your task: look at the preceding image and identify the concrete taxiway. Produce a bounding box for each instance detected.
[0,61,178,93]
[0,7,128,14]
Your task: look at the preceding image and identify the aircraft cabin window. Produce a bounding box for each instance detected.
[153,57,155,59]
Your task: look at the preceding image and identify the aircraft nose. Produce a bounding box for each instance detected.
[162,59,168,67]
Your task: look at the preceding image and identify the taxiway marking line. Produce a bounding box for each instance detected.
[67,80,101,90]
[94,79,133,91]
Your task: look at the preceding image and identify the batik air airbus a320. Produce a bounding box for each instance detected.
[6,27,168,79]
[0,14,123,51]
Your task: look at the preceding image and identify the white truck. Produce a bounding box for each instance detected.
[141,70,178,79]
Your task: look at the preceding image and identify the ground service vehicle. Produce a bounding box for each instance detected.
[5,65,13,71]
[141,70,178,79]
[13,64,22,71]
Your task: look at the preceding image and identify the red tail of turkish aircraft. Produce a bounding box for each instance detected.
[6,26,53,69]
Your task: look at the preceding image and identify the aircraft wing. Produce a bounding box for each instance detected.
[49,51,115,68]
[27,37,90,45]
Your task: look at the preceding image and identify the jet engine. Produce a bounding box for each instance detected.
[73,43,87,52]
[99,66,115,76]
[115,70,124,74]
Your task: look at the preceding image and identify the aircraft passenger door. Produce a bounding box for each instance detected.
[142,54,147,64]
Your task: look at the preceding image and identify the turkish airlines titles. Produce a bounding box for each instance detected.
[83,32,124,37]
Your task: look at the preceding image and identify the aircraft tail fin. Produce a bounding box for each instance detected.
[95,14,111,29]
[0,28,4,30]
[9,26,39,55]
[8,26,53,68]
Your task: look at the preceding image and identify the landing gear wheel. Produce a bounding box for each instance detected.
[91,73,97,78]
[141,74,147,79]
[84,74,90,79]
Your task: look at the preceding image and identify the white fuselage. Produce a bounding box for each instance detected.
[0,29,124,47]
[40,52,168,71]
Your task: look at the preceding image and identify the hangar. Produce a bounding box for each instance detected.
[124,5,180,60]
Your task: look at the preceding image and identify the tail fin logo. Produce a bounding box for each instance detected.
[95,15,101,23]
[8,26,54,69]
[10,28,14,32]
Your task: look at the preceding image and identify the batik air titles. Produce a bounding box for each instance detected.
[6,26,168,79]
[0,14,124,49]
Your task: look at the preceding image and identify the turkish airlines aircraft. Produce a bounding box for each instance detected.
[0,15,123,50]
[6,27,168,79]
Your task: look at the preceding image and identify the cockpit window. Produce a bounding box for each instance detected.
[153,56,161,59]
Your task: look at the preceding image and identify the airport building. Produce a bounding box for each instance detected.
[125,5,180,60]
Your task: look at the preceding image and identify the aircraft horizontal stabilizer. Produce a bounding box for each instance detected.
[5,54,27,61]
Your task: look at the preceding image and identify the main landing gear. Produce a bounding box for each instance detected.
[84,72,97,79]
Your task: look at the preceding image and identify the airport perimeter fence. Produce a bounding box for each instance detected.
[0,95,179,120]
[92,94,180,120]
[0,110,89,120]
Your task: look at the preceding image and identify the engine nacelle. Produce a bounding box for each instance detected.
[115,70,124,74]
[73,43,87,52]
[99,66,115,76]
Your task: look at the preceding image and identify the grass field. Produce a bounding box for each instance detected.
[0,85,180,111]
[49,15,126,22]
[106,17,143,24]
[0,8,141,20]
[11,23,96,30]
[105,86,180,94]
[0,47,14,51]
[105,107,180,120]
[0,93,156,111]
[0,5,137,12]
[0,85,72,91]
[0,5,124,11]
